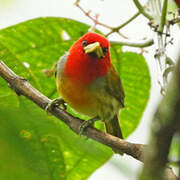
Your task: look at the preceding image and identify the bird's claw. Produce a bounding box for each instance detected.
[79,119,94,136]
[79,117,99,136]
[45,98,66,115]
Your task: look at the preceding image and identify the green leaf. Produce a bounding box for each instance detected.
[168,0,178,15]
[169,134,180,167]
[111,45,150,137]
[0,95,111,180]
[0,17,150,179]
[0,17,112,180]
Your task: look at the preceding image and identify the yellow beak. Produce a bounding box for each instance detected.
[84,42,105,58]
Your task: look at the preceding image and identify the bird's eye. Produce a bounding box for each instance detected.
[103,47,108,54]
[82,40,88,47]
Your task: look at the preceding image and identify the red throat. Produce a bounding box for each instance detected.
[64,33,111,85]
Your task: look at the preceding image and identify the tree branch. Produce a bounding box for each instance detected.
[0,60,177,179]
[0,60,144,162]
[139,55,180,180]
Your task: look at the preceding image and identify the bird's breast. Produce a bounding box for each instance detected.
[56,72,121,120]
[56,72,99,117]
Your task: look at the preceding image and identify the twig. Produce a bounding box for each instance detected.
[105,12,140,37]
[74,0,128,39]
[133,0,153,20]
[75,0,153,42]
[74,1,113,30]
[116,12,140,30]
[0,60,145,162]
[110,38,154,48]
[149,0,172,95]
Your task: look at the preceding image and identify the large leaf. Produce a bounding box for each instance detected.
[0,96,112,180]
[111,47,151,136]
[0,17,150,179]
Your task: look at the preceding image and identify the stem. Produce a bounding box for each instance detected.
[110,38,154,48]
[159,0,168,33]
[133,0,153,20]
[106,12,140,37]
[117,12,140,29]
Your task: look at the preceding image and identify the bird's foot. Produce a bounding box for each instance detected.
[79,116,99,136]
[45,98,66,115]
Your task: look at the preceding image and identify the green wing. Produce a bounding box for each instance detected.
[105,64,125,107]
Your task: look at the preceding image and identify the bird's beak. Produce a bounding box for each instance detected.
[84,42,105,58]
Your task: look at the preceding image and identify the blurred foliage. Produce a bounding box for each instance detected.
[168,0,178,12]
[167,0,179,19]
[169,134,180,168]
[0,17,150,179]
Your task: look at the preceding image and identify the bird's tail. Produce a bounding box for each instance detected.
[104,116,123,154]
[104,115,123,139]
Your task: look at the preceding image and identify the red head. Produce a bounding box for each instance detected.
[64,32,111,85]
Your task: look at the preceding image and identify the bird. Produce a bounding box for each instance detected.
[46,32,125,140]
